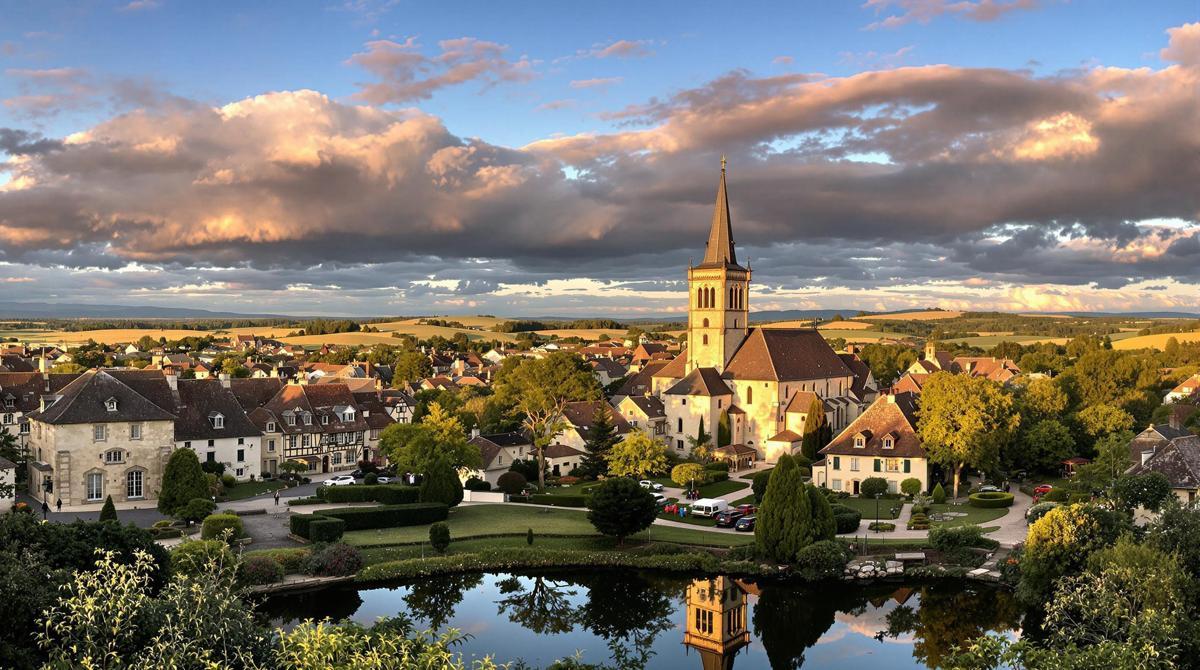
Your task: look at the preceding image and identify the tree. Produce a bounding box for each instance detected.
[1071,429,1135,495]
[671,463,707,489]
[1078,403,1135,440]
[717,410,731,447]
[901,478,922,496]
[932,482,946,504]
[807,485,837,541]
[419,460,464,508]
[799,395,830,461]
[1019,419,1076,473]
[577,404,619,479]
[179,497,216,522]
[752,470,772,503]
[0,429,22,487]
[278,460,307,478]
[1111,472,1171,513]
[586,478,657,545]
[755,454,814,562]
[1018,504,1129,605]
[429,522,450,553]
[1019,377,1069,422]
[99,495,118,522]
[392,350,433,386]
[687,418,713,462]
[496,471,527,495]
[917,372,1019,498]
[380,405,481,474]
[859,477,888,498]
[605,429,668,480]
[494,352,602,492]
[158,448,209,516]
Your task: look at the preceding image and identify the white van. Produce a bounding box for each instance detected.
[690,498,730,518]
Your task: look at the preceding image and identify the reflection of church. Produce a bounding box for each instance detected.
[683,577,751,670]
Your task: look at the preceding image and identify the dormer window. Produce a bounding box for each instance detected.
[342,409,355,422]
[883,436,894,450]
[105,397,118,412]
[266,421,276,432]
[303,412,312,426]
[3,396,13,409]
[210,413,225,429]
[854,435,866,448]
[284,412,296,426]
[321,414,329,425]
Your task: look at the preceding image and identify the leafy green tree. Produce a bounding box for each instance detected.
[493,352,602,491]
[429,522,450,553]
[98,495,117,522]
[1019,377,1069,422]
[755,454,814,562]
[1072,429,1135,495]
[901,477,922,496]
[1111,472,1171,513]
[419,460,464,508]
[687,418,713,462]
[578,404,619,479]
[380,403,481,473]
[917,372,1019,498]
[1018,504,1129,605]
[671,463,707,489]
[586,478,657,545]
[799,395,830,461]
[392,350,433,386]
[0,428,22,487]
[859,476,888,498]
[157,448,209,516]
[605,429,668,479]
[1020,419,1076,473]
[1078,403,1135,440]
[932,482,946,504]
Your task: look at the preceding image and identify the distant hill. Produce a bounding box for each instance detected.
[0,302,289,319]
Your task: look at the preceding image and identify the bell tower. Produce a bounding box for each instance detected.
[682,577,750,670]
[687,157,750,373]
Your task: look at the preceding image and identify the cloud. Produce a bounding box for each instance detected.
[837,45,915,69]
[1162,22,1200,66]
[0,128,63,155]
[592,39,654,59]
[536,99,577,111]
[863,0,1043,30]
[118,0,161,12]
[347,37,538,104]
[773,56,795,66]
[569,77,622,89]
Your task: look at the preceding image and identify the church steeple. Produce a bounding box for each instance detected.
[701,156,739,268]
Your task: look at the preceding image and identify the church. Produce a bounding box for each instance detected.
[650,161,876,462]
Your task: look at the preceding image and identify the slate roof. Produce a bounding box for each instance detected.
[838,353,874,400]
[820,392,923,458]
[626,395,666,419]
[105,370,178,414]
[352,392,396,430]
[545,443,585,459]
[0,372,82,412]
[694,162,745,270]
[228,378,286,411]
[617,360,671,396]
[34,370,176,425]
[1129,435,1200,489]
[1128,423,1195,464]
[0,356,35,373]
[722,329,852,382]
[562,400,632,438]
[469,431,532,470]
[174,379,263,441]
[262,383,371,435]
[666,367,733,396]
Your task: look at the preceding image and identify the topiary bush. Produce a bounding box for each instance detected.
[243,547,312,574]
[364,472,379,486]
[794,540,851,581]
[932,482,947,504]
[901,478,922,497]
[302,543,364,577]
[464,477,491,492]
[240,555,284,585]
[497,471,528,495]
[860,477,889,498]
[907,512,930,530]
[179,497,216,522]
[1041,488,1070,503]
[968,491,1015,508]
[831,504,861,533]
[220,473,237,490]
[319,484,420,505]
[201,513,244,541]
[429,521,451,553]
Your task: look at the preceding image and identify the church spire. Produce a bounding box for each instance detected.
[702,156,738,267]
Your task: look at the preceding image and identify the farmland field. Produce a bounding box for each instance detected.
[816,321,874,330]
[816,329,904,343]
[533,328,627,341]
[758,320,813,329]
[866,310,963,320]
[1114,330,1200,351]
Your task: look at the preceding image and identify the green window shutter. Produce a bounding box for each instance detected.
[904,459,911,473]
[833,456,840,470]
[874,459,881,472]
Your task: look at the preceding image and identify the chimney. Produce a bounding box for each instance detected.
[470,427,481,439]
[37,356,47,374]
[269,366,279,378]
[1168,408,1182,431]
[886,394,896,404]
[164,371,178,391]
[218,372,231,389]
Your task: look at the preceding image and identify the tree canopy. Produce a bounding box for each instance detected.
[917,372,1019,498]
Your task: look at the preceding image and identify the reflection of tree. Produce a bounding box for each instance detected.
[495,575,578,635]
[884,583,1022,669]
[575,572,674,670]
[404,572,483,631]
[257,585,364,626]
[753,583,836,670]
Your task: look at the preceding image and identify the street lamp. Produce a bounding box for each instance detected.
[874,493,882,533]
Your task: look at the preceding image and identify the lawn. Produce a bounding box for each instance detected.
[926,503,1012,528]
[739,468,771,480]
[696,479,749,498]
[342,503,749,548]
[221,479,289,501]
[834,496,903,520]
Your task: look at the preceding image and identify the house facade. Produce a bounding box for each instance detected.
[173,378,263,481]
[815,392,929,495]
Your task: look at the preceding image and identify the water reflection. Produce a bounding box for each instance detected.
[260,572,1021,669]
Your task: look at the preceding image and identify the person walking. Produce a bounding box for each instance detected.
[273,490,280,506]
[56,499,62,513]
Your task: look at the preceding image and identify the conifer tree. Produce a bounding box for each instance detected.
[420,460,464,508]
[807,485,837,541]
[754,454,814,562]
[98,495,117,522]
[717,410,731,447]
[158,448,209,516]
[800,396,829,462]
[578,405,619,479]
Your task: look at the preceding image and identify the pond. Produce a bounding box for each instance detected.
[260,571,1021,669]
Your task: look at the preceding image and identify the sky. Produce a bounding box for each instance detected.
[1,0,1198,318]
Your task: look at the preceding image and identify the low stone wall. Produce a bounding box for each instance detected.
[463,490,507,503]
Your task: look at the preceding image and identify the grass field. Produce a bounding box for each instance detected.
[341,503,752,548]
[942,335,1072,348]
[221,479,288,501]
[817,329,902,343]
[1114,330,1200,351]
[835,496,903,520]
[867,310,963,321]
[925,503,1011,528]
[533,328,627,341]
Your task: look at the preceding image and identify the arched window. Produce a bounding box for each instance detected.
[702,334,708,345]
[696,288,702,307]
[746,386,753,404]
[702,318,709,328]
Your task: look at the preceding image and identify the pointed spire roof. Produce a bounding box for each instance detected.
[698,157,744,269]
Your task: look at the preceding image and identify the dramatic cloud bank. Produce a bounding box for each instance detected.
[0,22,1198,315]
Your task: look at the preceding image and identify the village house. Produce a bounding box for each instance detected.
[616,395,668,436]
[257,383,377,475]
[0,369,81,451]
[173,377,263,481]
[467,431,533,485]
[1167,373,1200,402]
[1127,433,1200,503]
[589,358,628,387]
[815,392,929,495]
[554,400,633,452]
[1127,421,1197,466]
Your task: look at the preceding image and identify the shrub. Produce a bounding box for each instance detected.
[171,539,235,577]
[464,477,491,492]
[220,473,237,490]
[244,547,311,574]
[420,462,464,508]
[672,463,709,488]
[526,528,534,546]
[794,540,850,581]
[1041,488,1070,502]
[587,477,657,544]
[911,504,928,515]
[968,491,1015,508]
[708,471,730,483]
[932,482,947,504]
[303,543,364,577]
[152,519,175,529]
[286,496,325,506]
[528,494,588,507]
[200,513,244,541]
[241,555,284,585]
[317,503,448,531]
[159,448,210,515]
[901,478,922,497]
[1026,502,1060,525]
[907,512,930,530]
[930,525,995,565]
[179,497,216,522]
[99,495,118,522]
[859,477,889,498]
[318,484,421,505]
[704,461,730,472]
[149,527,182,539]
[497,471,528,495]
[429,522,451,553]
[831,504,862,533]
[364,472,379,486]
[752,470,772,503]
[868,522,896,531]
[290,514,341,541]
[200,460,226,475]
[308,518,346,543]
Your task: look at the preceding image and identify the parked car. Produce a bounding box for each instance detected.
[639,480,664,492]
[734,516,756,532]
[651,492,667,506]
[714,510,745,528]
[323,474,356,487]
[375,475,394,484]
[690,498,730,518]
[735,504,757,516]
[1033,484,1054,496]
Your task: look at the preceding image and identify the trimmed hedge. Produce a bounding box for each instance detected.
[527,494,589,508]
[286,496,325,506]
[319,484,421,505]
[290,514,347,542]
[200,513,244,541]
[357,548,731,583]
[704,461,730,472]
[243,547,312,573]
[968,491,1015,508]
[316,503,448,531]
[831,504,862,533]
[868,522,896,531]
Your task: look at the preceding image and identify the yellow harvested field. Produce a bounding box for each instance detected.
[1018,313,1071,318]
[816,321,873,330]
[534,329,627,341]
[867,310,963,321]
[1114,331,1200,351]
[20,329,217,345]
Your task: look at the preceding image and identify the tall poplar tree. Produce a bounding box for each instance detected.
[755,454,814,562]
[800,396,830,461]
[578,405,619,479]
